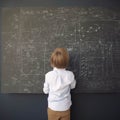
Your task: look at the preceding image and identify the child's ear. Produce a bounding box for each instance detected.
[51,64,54,68]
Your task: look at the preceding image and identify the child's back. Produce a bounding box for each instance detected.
[44,67,76,111]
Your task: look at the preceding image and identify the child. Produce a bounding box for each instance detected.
[43,48,76,120]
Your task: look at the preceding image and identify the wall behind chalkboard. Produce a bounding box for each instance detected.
[1,7,120,93]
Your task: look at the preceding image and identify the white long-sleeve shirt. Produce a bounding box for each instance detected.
[43,67,76,111]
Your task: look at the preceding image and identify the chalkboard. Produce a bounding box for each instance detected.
[1,7,120,93]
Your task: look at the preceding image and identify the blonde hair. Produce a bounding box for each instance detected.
[50,48,69,68]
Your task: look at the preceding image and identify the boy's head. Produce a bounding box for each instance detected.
[50,48,69,68]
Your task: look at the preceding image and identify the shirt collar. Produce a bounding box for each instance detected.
[53,67,66,71]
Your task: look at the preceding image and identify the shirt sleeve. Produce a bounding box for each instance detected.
[43,74,49,94]
[70,73,76,89]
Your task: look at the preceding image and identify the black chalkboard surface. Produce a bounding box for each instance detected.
[1,7,120,93]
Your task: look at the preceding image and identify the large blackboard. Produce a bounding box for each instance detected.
[1,7,120,93]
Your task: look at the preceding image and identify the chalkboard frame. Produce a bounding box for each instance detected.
[0,8,1,93]
[0,0,120,8]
